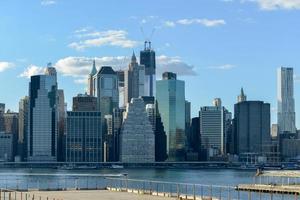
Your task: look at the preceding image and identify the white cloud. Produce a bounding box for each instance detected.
[164,21,176,27]
[41,0,56,6]
[176,18,226,27]
[156,55,197,76]
[19,65,45,78]
[243,0,300,10]
[69,30,139,50]
[208,64,236,70]
[0,62,14,72]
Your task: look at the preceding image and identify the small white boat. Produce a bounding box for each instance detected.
[111,164,124,169]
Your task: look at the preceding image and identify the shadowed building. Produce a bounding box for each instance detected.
[156,72,186,161]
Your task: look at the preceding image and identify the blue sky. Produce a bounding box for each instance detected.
[0,0,299,127]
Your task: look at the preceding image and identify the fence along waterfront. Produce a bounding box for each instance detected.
[0,176,299,200]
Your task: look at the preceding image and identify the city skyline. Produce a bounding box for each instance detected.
[0,0,300,127]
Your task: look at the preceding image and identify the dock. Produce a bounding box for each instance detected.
[237,184,300,195]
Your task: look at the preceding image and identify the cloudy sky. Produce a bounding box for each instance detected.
[0,0,300,126]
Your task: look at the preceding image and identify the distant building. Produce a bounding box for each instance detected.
[66,111,102,162]
[72,94,97,111]
[117,70,125,108]
[18,96,29,160]
[190,117,200,158]
[0,132,13,161]
[185,100,191,150]
[87,60,97,96]
[124,52,145,104]
[120,98,155,163]
[103,114,114,162]
[3,111,19,160]
[140,41,156,97]
[271,124,278,139]
[277,67,296,134]
[94,66,119,116]
[237,88,247,103]
[0,103,5,113]
[156,72,186,161]
[154,102,167,161]
[199,99,231,159]
[112,108,125,161]
[57,89,65,162]
[28,64,58,161]
[233,99,271,155]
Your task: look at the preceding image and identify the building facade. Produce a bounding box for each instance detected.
[199,100,231,159]
[94,66,119,116]
[277,67,296,134]
[156,72,186,161]
[120,98,155,163]
[66,111,102,162]
[124,52,145,104]
[28,66,58,161]
[140,41,156,97]
[233,101,271,155]
[73,94,97,111]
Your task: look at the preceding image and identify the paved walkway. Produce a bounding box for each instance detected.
[28,190,177,200]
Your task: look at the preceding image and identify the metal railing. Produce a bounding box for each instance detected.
[105,177,300,200]
[0,189,63,200]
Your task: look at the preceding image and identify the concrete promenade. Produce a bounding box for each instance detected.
[27,190,177,200]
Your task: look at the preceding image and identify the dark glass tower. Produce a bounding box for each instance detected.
[140,41,156,97]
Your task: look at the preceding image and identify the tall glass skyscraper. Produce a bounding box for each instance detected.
[94,66,119,116]
[28,65,58,161]
[277,67,296,134]
[156,72,186,161]
[140,41,156,97]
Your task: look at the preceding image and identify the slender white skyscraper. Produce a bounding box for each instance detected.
[277,67,296,134]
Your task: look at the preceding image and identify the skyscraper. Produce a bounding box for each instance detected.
[94,66,119,116]
[66,111,102,162]
[124,52,145,104]
[18,96,29,160]
[233,100,271,155]
[277,67,296,134]
[199,99,231,159]
[237,88,247,103]
[28,65,58,161]
[88,60,97,96]
[120,98,155,163]
[0,104,5,113]
[156,72,186,161]
[72,94,97,111]
[140,41,156,97]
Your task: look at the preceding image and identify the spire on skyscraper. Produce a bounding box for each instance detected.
[131,51,137,64]
[237,87,247,103]
[89,59,97,76]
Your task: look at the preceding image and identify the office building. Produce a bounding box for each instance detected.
[94,66,119,116]
[0,104,4,113]
[117,70,125,108]
[140,41,156,97]
[156,72,186,161]
[18,96,29,160]
[72,94,97,111]
[233,99,271,155]
[124,52,145,104]
[120,98,155,163]
[88,60,97,96]
[0,132,13,161]
[277,67,296,134]
[66,111,102,162]
[199,99,231,159]
[28,64,58,161]
[112,108,125,161]
[237,88,247,103]
[185,100,191,150]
